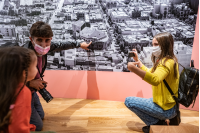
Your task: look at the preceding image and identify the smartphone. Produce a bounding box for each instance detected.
[128,52,135,57]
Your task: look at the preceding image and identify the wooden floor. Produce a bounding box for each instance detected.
[40,98,199,133]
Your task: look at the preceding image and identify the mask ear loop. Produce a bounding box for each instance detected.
[32,40,38,47]
[31,37,35,45]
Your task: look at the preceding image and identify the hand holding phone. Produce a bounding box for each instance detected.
[128,51,135,57]
[131,49,139,62]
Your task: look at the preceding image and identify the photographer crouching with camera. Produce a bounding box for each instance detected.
[25,21,92,131]
[125,32,180,133]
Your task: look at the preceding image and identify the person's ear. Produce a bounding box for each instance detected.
[29,37,32,41]
[29,37,34,44]
[29,37,35,46]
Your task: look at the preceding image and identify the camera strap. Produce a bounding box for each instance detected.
[37,66,44,80]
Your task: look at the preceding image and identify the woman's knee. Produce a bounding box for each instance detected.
[125,97,147,109]
[124,97,132,107]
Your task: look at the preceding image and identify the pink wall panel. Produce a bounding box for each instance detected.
[43,71,152,100]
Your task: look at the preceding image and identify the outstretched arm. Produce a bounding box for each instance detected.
[49,41,92,52]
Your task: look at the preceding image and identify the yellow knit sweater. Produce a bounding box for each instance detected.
[140,59,179,110]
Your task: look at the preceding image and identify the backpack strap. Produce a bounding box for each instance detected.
[178,63,185,69]
[191,60,194,67]
[192,88,198,108]
[178,60,194,69]
[163,79,179,112]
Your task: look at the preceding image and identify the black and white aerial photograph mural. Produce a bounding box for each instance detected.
[0,0,198,72]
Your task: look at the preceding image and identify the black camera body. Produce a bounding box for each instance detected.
[38,83,53,103]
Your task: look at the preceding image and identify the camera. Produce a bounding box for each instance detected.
[38,83,53,103]
[128,51,135,57]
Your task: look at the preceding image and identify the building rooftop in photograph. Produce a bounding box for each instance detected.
[73,20,85,27]
[80,27,107,40]
[63,0,73,5]
[111,10,129,19]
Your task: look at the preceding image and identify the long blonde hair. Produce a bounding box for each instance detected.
[151,32,178,78]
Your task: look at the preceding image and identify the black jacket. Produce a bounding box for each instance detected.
[23,40,80,77]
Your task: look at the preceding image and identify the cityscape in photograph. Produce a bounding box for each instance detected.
[0,0,198,72]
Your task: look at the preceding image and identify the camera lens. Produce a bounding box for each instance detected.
[39,86,53,103]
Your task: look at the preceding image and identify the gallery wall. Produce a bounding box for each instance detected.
[43,10,199,111]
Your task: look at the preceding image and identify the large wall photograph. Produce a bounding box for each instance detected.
[0,0,198,72]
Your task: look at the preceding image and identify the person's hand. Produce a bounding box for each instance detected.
[80,41,92,50]
[127,62,139,71]
[128,60,143,69]
[132,49,139,61]
[29,79,48,91]
[127,61,146,79]
[165,119,170,126]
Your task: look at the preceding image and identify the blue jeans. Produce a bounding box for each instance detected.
[30,92,45,131]
[124,97,177,126]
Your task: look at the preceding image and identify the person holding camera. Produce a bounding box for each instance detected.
[24,21,92,131]
[125,32,179,133]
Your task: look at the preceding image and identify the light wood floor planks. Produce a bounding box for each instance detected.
[40,98,199,133]
[150,125,199,133]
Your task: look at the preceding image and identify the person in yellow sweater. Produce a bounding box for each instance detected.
[124,32,179,133]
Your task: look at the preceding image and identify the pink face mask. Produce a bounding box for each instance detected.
[33,41,50,55]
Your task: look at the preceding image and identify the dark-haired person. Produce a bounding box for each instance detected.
[125,32,180,133]
[0,47,37,133]
[23,21,92,131]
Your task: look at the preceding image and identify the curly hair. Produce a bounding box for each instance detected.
[30,21,53,38]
